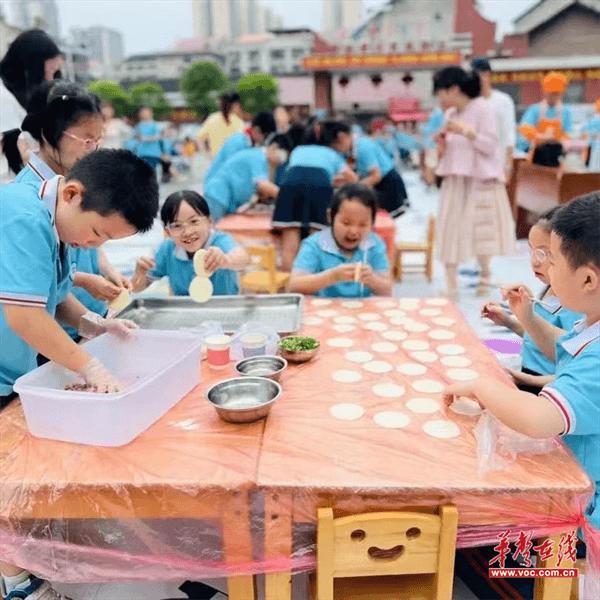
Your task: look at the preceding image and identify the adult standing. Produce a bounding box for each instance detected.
[0,29,63,181]
[100,101,131,149]
[433,67,515,297]
[517,72,573,166]
[471,57,517,180]
[196,92,244,156]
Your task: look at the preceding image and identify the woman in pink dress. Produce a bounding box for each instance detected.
[433,66,515,296]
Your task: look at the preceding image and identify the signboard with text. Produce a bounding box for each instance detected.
[303,51,462,71]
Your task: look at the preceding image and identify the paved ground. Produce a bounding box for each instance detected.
[58,165,536,599]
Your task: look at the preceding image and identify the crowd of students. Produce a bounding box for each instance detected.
[0,28,599,600]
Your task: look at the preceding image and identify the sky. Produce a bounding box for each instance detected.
[3,0,539,55]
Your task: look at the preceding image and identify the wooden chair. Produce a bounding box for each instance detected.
[315,505,458,600]
[240,245,290,294]
[394,215,435,282]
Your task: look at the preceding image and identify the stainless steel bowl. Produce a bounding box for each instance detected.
[206,377,281,423]
[234,355,287,382]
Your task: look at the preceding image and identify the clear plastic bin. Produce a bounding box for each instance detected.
[13,330,203,447]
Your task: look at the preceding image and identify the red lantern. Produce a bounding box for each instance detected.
[371,73,383,87]
[339,75,350,88]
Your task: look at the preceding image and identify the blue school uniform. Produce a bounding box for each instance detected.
[354,136,408,217]
[148,232,240,296]
[540,320,600,531]
[135,121,162,160]
[355,136,394,179]
[63,248,108,339]
[0,176,73,395]
[14,153,56,190]
[521,296,582,374]
[292,228,389,298]
[287,145,346,181]
[204,131,252,185]
[203,148,269,222]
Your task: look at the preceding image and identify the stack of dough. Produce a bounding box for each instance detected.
[189,249,213,303]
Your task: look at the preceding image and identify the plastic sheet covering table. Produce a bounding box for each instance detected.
[256,297,597,599]
[0,365,265,598]
[216,209,397,262]
[0,297,597,599]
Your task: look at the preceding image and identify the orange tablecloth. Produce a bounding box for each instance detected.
[257,297,593,586]
[216,209,397,262]
[0,297,593,588]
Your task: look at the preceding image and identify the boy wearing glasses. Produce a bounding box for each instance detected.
[132,190,249,296]
[481,208,581,393]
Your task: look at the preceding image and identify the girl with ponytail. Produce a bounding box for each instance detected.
[9,80,103,183]
[432,66,516,297]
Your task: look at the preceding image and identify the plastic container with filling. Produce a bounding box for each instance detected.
[13,330,203,447]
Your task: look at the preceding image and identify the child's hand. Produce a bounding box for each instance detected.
[357,264,376,287]
[502,284,534,324]
[333,264,359,283]
[78,357,122,393]
[442,381,482,412]
[107,272,132,291]
[204,247,228,274]
[83,274,121,301]
[135,256,155,276]
[481,302,511,327]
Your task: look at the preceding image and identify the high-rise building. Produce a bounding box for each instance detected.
[70,26,124,78]
[192,0,282,40]
[4,0,60,39]
[322,0,362,34]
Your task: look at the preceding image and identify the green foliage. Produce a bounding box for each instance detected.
[129,82,172,120]
[180,61,229,118]
[87,80,131,117]
[237,73,279,114]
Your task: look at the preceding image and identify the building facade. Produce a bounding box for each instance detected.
[223,29,314,79]
[69,26,124,79]
[192,0,282,41]
[4,0,60,39]
[322,0,362,34]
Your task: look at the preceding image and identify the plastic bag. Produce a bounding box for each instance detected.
[475,411,558,476]
[230,321,280,361]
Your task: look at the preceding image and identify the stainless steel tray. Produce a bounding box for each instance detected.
[115,294,303,334]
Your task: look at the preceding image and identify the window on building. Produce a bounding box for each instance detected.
[249,50,260,61]
[292,48,305,58]
[270,49,285,59]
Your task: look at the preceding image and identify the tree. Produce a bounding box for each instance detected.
[237,73,279,114]
[129,82,171,120]
[88,80,131,117]
[180,61,229,118]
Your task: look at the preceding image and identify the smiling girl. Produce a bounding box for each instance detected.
[133,190,249,296]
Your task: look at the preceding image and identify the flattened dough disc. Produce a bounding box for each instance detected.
[189,276,213,303]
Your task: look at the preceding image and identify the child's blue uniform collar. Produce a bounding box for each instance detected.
[561,319,600,357]
[27,152,56,182]
[38,175,61,243]
[319,228,376,260]
[173,230,217,261]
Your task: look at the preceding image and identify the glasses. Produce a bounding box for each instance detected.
[63,131,102,151]
[530,248,551,262]
[166,217,207,235]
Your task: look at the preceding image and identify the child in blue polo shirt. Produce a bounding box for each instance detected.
[273,121,359,271]
[0,149,158,600]
[134,106,162,169]
[482,208,582,393]
[132,190,249,296]
[288,184,392,298]
[445,192,600,537]
[350,134,408,218]
[204,111,277,184]
[5,81,132,342]
[203,134,290,223]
